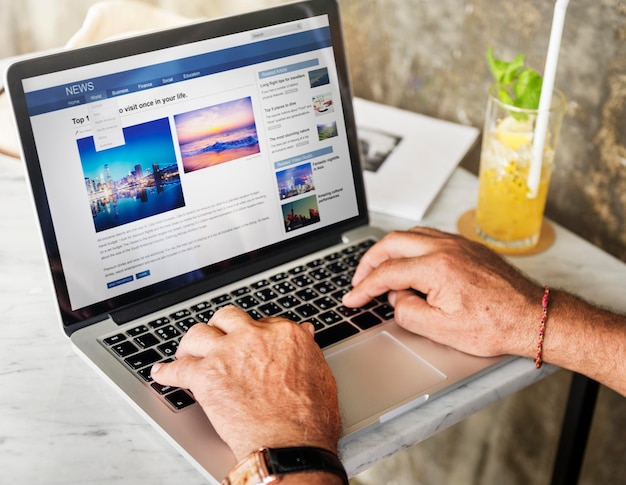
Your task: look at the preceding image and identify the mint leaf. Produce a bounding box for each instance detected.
[514,68,543,109]
[486,47,543,111]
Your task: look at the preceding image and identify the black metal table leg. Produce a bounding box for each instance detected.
[550,372,600,485]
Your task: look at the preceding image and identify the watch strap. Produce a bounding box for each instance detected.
[266,446,348,482]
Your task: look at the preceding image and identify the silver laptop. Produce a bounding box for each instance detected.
[5,0,505,482]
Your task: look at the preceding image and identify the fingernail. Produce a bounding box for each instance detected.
[151,363,161,374]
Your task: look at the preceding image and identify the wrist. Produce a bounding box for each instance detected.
[223,446,348,485]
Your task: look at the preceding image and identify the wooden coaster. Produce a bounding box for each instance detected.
[457,209,555,256]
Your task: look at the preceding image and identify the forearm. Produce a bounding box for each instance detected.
[537,289,626,396]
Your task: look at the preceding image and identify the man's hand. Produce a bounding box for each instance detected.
[343,227,544,359]
[151,306,341,461]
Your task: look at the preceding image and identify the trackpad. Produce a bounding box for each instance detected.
[326,332,446,432]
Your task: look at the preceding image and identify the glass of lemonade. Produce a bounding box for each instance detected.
[475,83,566,250]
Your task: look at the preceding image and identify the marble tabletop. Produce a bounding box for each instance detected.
[2,151,626,484]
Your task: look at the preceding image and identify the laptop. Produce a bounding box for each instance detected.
[5,0,506,482]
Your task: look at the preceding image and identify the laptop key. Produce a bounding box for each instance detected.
[103,333,126,346]
[313,281,336,294]
[151,382,177,395]
[318,310,342,326]
[134,333,160,349]
[269,272,289,282]
[373,303,394,320]
[235,295,260,309]
[279,311,301,322]
[305,317,325,331]
[310,268,331,280]
[190,301,211,312]
[211,294,232,305]
[165,389,196,410]
[295,287,318,301]
[327,261,348,274]
[255,288,278,302]
[331,274,351,287]
[314,322,359,348]
[288,265,307,275]
[274,281,296,294]
[231,286,250,297]
[137,367,153,382]
[295,303,319,318]
[125,349,161,370]
[258,302,282,316]
[195,309,215,322]
[292,274,314,287]
[250,279,270,289]
[147,316,170,329]
[336,305,360,317]
[127,325,149,337]
[313,296,336,310]
[156,325,180,341]
[112,340,139,357]
[247,309,264,320]
[306,258,324,268]
[277,294,300,309]
[324,252,342,261]
[351,311,383,330]
[175,317,198,332]
[158,341,178,357]
[170,309,191,320]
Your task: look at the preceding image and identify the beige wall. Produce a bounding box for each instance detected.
[2,1,625,483]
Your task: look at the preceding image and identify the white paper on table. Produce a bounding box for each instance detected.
[354,97,479,221]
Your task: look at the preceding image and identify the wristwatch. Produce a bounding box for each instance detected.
[222,446,349,484]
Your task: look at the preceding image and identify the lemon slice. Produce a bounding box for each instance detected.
[496,116,533,150]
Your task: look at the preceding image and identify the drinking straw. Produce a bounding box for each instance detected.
[528,0,569,197]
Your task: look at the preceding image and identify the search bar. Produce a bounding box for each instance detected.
[251,22,303,41]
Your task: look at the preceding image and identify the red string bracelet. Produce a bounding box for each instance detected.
[535,286,551,369]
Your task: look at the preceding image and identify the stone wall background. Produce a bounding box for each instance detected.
[1,0,624,483]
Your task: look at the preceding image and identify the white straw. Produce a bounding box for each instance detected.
[528,0,569,197]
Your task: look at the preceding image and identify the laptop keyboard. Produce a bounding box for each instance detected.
[101,239,394,411]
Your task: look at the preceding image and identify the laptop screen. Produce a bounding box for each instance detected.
[8,0,367,331]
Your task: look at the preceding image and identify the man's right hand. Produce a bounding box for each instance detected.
[342,227,544,359]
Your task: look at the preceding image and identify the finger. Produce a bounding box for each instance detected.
[344,257,431,308]
[300,321,316,337]
[260,316,316,340]
[352,229,447,286]
[208,305,256,334]
[151,355,202,389]
[388,289,436,333]
[175,322,224,358]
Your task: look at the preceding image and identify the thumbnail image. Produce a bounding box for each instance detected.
[308,67,330,88]
[276,162,315,200]
[358,127,402,172]
[312,93,334,116]
[174,96,260,173]
[282,195,321,232]
[79,117,185,233]
[317,121,338,141]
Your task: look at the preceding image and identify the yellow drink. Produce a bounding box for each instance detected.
[475,117,554,248]
[474,84,565,251]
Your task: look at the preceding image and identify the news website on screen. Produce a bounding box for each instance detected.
[22,15,359,311]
